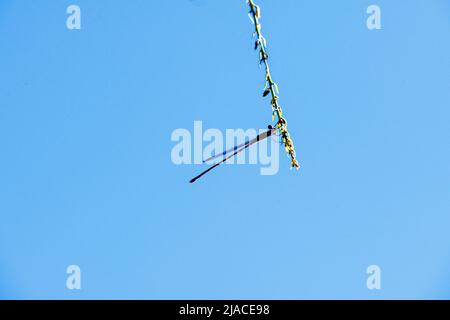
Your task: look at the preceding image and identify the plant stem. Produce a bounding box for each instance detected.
[247,0,300,168]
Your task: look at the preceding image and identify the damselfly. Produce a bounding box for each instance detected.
[190,125,276,183]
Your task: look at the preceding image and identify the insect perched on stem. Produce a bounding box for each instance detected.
[189,1,300,183]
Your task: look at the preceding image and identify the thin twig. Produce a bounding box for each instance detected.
[247,0,300,168]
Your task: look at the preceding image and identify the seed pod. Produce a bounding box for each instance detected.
[255,5,261,18]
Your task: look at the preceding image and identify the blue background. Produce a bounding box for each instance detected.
[0,0,449,299]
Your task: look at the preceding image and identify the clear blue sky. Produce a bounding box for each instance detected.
[1,0,449,299]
